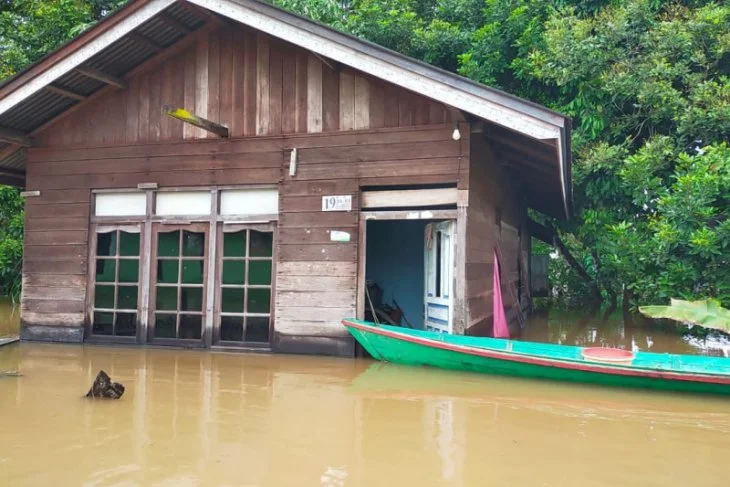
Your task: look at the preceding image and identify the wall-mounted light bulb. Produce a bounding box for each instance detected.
[452,125,461,141]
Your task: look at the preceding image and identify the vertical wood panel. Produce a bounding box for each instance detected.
[281,49,297,134]
[138,73,150,140]
[339,71,355,131]
[218,27,234,134]
[295,51,308,132]
[148,68,162,140]
[399,93,414,126]
[243,28,257,136]
[353,76,370,130]
[268,40,283,135]
[256,33,270,135]
[195,33,209,139]
[230,29,245,137]
[125,81,139,143]
[183,46,197,139]
[368,81,384,129]
[171,54,185,140]
[207,30,221,138]
[306,54,322,133]
[322,64,339,132]
[383,86,399,128]
[160,60,174,139]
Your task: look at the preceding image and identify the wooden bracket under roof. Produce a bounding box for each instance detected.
[74,67,128,89]
[0,128,33,147]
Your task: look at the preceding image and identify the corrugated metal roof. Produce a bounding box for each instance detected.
[0,2,209,179]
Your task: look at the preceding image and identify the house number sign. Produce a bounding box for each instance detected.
[322,195,352,212]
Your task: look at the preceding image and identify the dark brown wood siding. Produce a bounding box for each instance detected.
[23,125,465,340]
[465,134,526,336]
[37,25,453,147]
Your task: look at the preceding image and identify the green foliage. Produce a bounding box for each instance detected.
[0,0,125,80]
[639,298,730,332]
[0,187,24,301]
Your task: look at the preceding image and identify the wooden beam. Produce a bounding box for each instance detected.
[360,209,458,221]
[162,105,229,137]
[44,85,87,101]
[361,188,458,209]
[0,143,21,159]
[127,32,163,53]
[74,67,128,89]
[0,128,33,147]
[312,52,338,72]
[158,12,192,34]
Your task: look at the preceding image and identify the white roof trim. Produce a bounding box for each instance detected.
[0,0,176,116]
[192,0,562,141]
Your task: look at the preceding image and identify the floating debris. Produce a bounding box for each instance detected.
[85,370,125,399]
[0,371,21,377]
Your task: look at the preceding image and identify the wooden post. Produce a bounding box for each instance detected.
[162,105,229,138]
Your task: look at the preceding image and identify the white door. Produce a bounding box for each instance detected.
[424,221,455,333]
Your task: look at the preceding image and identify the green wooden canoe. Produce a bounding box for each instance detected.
[342,319,730,395]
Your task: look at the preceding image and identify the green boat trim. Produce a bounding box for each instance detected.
[342,319,730,395]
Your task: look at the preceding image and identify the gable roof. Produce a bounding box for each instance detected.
[0,0,571,218]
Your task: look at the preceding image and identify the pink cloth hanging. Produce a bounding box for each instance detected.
[492,249,510,338]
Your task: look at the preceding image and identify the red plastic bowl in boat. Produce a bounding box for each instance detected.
[581,347,635,365]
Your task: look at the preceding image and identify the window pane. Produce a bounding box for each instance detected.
[222,260,246,285]
[179,315,202,339]
[117,285,138,310]
[95,193,145,216]
[182,231,205,257]
[92,312,113,335]
[118,259,139,283]
[181,260,204,284]
[223,231,247,257]
[96,231,117,257]
[180,287,203,312]
[245,316,270,343]
[220,189,278,216]
[157,260,179,284]
[250,231,273,257]
[156,287,178,311]
[247,288,271,314]
[222,288,244,313]
[94,285,115,309]
[156,191,210,216]
[120,232,140,256]
[249,260,272,285]
[220,316,243,341]
[96,259,116,283]
[116,313,137,337]
[155,314,176,338]
[158,231,180,257]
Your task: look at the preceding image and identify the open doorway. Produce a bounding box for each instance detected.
[363,218,456,333]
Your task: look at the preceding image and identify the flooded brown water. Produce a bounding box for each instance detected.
[1,342,729,486]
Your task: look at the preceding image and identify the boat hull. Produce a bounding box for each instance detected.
[343,320,730,396]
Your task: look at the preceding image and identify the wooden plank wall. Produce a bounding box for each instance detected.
[464,134,524,336]
[23,125,466,340]
[275,125,467,341]
[37,25,453,147]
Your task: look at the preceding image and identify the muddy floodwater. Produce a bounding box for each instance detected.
[0,341,729,486]
[0,296,20,338]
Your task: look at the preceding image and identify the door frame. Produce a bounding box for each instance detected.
[147,222,210,346]
[356,209,460,329]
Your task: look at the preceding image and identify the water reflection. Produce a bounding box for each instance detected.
[521,308,730,357]
[1,343,729,486]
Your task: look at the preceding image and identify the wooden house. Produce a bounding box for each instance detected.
[0,0,571,356]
